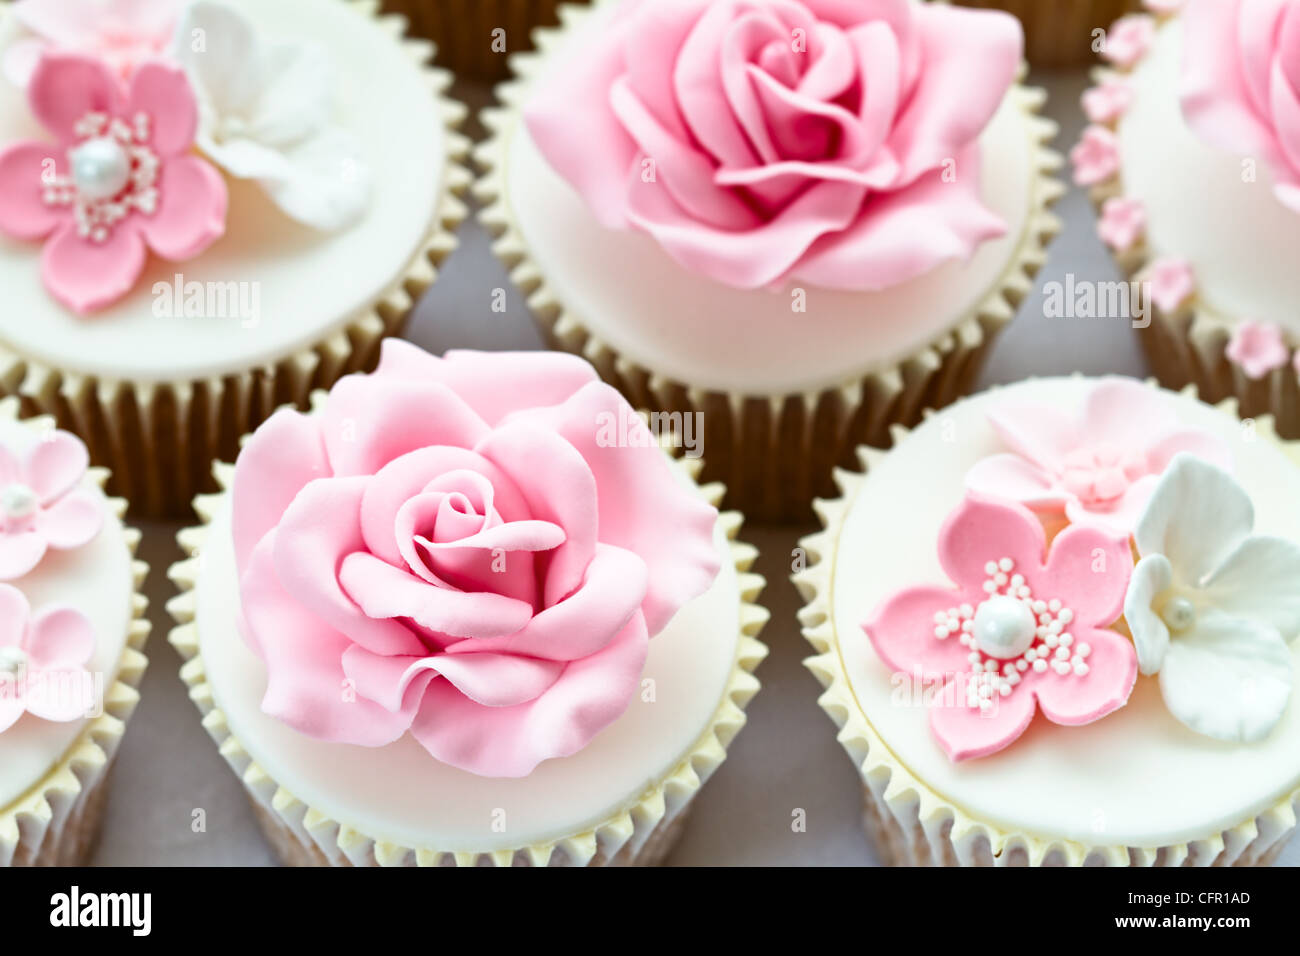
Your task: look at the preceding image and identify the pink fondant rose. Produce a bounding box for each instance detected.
[965,379,1231,535]
[0,51,226,313]
[232,343,721,777]
[0,428,102,580]
[1181,0,1300,213]
[525,0,1022,291]
[864,496,1137,761]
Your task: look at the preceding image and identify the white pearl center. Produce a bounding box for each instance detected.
[973,594,1037,660]
[0,483,37,521]
[1159,596,1197,634]
[0,646,27,675]
[70,136,131,201]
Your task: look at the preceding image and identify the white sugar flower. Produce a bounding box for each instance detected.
[1124,454,1300,742]
[170,0,370,231]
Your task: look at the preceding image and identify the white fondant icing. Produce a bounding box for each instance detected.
[502,0,1036,396]
[0,420,132,809]
[0,0,446,382]
[832,378,1300,847]
[1118,18,1300,335]
[195,480,742,852]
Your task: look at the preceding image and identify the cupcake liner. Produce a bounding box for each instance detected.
[0,0,472,519]
[380,0,581,81]
[953,0,1141,68]
[0,399,151,867]
[475,10,1065,522]
[794,388,1300,867]
[1082,10,1300,442]
[167,439,770,867]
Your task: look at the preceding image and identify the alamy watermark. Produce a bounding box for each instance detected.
[152,273,261,328]
[1042,273,1151,329]
[595,407,703,459]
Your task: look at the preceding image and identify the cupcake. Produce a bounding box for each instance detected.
[952,1,1141,68]
[380,0,580,81]
[798,376,1300,866]
[0,0,469,516]
[477,0,1063,521]
[1076,0,1300,439]
[167,342,768,866]
[0,397,149,866]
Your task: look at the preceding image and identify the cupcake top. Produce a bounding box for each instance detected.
[480,0,1060,395]
[0,0,458,382]
[1076,0,1300,378]
[804,377,1300,848]
[0,401,140,812]
[180,343,761,853]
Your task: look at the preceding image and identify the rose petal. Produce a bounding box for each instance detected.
[40,221,147,315]
[0,142,64,241]
[342,644,564,712]
[239,532,425,744]
[139,154,227,260]
[1159,610,1292,743]
[409,610,649,777]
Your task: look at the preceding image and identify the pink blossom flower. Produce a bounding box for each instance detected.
[863,495,1137,761]
[0,584,97,732]
[1226,320,1291,379]
[1102,14,1156,68]
[1144,0,1185,13]
[231,343,721,778]
[3,0,179,88]
[965,378,1232,535]
[1097,196,1146,250]
[1071,125,1121,186]
[1181,0,1300,214]
[1145,256,1196,312]
[1082,79,1134,124]
[0,428,101,580]
[524,0,1023,292]
[0,51,226,314]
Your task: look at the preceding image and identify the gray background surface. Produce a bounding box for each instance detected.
[92,73,1300,866]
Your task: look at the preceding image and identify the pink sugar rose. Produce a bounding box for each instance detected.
[231,343,722,778]
[864,495,1137,761]
[3,0,179,88]
[0,429,102,580]
[0,584,97,731]
[965,379,1232,536]
[1181,0,1300,214]
[525,0,1022,292]
[0,52,226,314]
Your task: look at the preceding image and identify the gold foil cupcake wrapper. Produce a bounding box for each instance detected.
[475,3,1065,522]
[0,0,472,518]
[0,399,151,867]
[167,434,769,866]
[794,385,1300,866]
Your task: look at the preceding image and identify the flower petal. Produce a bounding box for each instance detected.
[128,60,199,157]
[25,605,94,670]
[862,584,986,677]
[1079,378,1178,450]
[936,495,1047,591]
[34,489,102,550]
[1038,520,1134,630]
[929,674,1037,762]
[409,610,649,777]
[1159,610,1292,743]
[1032,626,1137,725]
[27,52,124,144]
[231,406,330,577]
[41,220,147,315]
[964,453,1065,510]
[1202,534,1300,641]
[985,400,1079,475]
[0,533,47,581]
[239,532,423,745]
[1125,553,1174,675]
[1134,454,1254,586]
[499,382,719,635]
[171,0,262,117]
[0,585,30,648]
[250,127,371,232]
[25,430,88,503]
[0,142,64,241]
[139,154,227,260]
[342,644,563,712]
